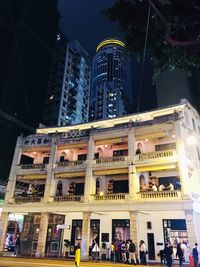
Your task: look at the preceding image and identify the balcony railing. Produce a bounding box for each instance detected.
[95,156,128,166]
[14,195,42,203]
[139,190,179,199]
[94,193,127,200]
[57,161,86,168]
[20,163,46,170]
[53,195,83,202]
[135,149,176,161]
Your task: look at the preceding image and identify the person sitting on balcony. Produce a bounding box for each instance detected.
[142,184,148,191]
[152,184,158,192]
[68,182,75,195]
[135,143,142,155]
[168,183,174,191]
[30,184,38,194]
[159,184,165,192]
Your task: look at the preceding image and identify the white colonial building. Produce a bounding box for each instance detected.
[0,101,200,262]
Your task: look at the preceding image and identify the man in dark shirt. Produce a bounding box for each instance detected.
[163,243,173,267]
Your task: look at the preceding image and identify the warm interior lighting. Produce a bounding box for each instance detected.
[172,134,176,138]
[145,139,149,142]
[99,191,104,196]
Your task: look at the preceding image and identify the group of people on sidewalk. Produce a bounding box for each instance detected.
[91,238,148,264]
[160,242,199,267]
[90,237,200,267]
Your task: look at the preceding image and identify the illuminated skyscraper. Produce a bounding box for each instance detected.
[90,38,132,121]
[43,35,91,126]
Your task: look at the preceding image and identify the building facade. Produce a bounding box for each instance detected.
[90,38,132,121]
[1,102,200,261]
[43,36,91,126]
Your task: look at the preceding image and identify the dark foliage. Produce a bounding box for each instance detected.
[105,0,200,79]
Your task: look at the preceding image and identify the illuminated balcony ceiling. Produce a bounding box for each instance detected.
[94,168,128,176]
[136,163,178,172]
[17,174,46,180]
[55,172,85,178]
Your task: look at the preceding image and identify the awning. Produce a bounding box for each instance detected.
[93,168,128,176]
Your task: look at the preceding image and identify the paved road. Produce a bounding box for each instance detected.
[0,257,162,267]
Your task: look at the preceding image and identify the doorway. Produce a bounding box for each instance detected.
[147,233,155,260]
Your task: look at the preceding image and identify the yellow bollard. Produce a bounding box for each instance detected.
[75,243,81,267]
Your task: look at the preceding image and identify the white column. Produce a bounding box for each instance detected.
[175,121,191,198]
[5,136,23,203]
[81,212,91,260]
[43,136,57,203]
[84,138,94,202]
[129,211,139,249]
[35,213,48,258]
[0,212,9,255]
[128,129,137,200]
[128,129,135,159]
[185,210,197,248]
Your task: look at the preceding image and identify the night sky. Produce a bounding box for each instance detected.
[58,0,156,112]
[58,0,122,56]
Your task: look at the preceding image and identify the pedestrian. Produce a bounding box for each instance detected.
[121,241,127,263]
[128,239,137,264]
[91,238,100,261]
[75,243,81,267]
[139,240,147,265]
[163,243,173,267]
[192,243,199,267]
[176,243,184,267]
[159,249,165,264]
[110,241,115,262]
[14,233,20,256]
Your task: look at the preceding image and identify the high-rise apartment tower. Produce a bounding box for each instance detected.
[43,35,91,126]
[90,38,132,121]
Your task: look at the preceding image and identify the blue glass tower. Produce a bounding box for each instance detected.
[90,38,132,121]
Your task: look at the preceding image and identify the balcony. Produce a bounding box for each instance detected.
[135,150,177,163]
[14,195,42,204]
[138,190,181,200]
[20,163,46,170]
[57,160,86,170]
[94,156,129,167]
[94,193,127,201]
[53,195,83,202]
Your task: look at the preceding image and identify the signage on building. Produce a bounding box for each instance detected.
[22,134,51,147]
[56,224,71,230]
[58,130,89,144]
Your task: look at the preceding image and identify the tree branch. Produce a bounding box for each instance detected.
[166,37,200,47]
